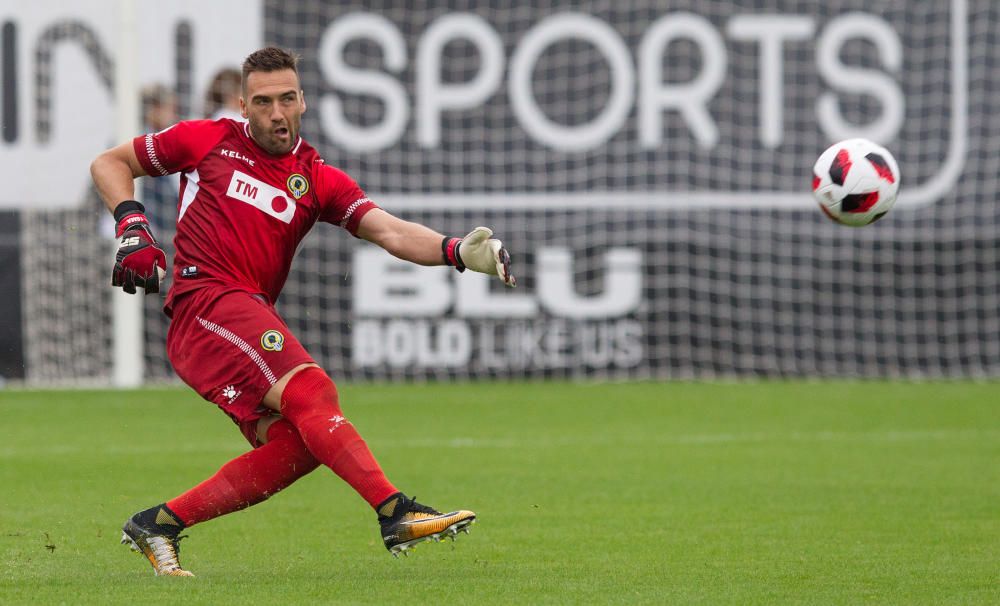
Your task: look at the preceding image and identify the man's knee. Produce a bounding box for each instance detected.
[262,362,322,411]
[275,366,341,424]
[254,415,282,445]
[250,417,321,480]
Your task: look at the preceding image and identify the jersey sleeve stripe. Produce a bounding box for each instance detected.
[339,197,372,228]
[145,134,169,176]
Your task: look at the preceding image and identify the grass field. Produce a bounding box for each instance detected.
[1,382,997,604]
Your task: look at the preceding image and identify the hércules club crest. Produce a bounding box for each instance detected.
[261,330,284,351]
[286,173,309,199]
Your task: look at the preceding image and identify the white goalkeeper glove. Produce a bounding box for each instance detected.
[443,227,516,287]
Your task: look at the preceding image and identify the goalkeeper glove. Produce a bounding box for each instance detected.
[111,200,167,295]
[443,226,516,287]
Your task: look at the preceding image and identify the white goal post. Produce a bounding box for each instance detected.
[111,0,143,387]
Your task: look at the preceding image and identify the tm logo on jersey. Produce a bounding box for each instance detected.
[226,170,296,224]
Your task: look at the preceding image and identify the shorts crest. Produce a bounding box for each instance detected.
[261,330,285,352]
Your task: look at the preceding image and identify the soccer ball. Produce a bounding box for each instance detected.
[811,138,900,227]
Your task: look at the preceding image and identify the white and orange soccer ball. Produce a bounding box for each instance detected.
[811,138,900,227]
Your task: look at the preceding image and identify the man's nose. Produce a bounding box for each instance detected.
[269,101,283,121]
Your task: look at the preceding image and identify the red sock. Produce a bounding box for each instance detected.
[166,418,319,527]
[279,367,398,509]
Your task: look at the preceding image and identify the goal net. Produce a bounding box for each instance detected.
[18,0,1000,383]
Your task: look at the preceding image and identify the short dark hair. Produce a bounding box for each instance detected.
[241,47,300,92]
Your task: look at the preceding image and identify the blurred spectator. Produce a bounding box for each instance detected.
[204,68,245,121]
[141,84,179,132]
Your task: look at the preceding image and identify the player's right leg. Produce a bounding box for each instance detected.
[120,417,319,576]
[263,365,476,556]
[120,504,191,577]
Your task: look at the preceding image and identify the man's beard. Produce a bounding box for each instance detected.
[250,120,295,154]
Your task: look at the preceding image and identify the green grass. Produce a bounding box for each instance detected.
[1,382,997,604]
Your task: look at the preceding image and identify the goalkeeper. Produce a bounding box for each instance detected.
[90,47,514,577]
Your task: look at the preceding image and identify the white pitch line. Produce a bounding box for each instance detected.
[0,429,994,458]
[0,442,246,458]
[377,429,997,449]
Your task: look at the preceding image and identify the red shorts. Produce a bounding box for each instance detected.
[167,288,316,445]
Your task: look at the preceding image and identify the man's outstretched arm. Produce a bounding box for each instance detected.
[91,141,148,212]
[91,142,167,294]
[356,208,515,287]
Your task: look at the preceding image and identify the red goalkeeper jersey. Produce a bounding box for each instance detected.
[132,118,377,314]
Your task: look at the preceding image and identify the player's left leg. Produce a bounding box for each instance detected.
[263,365,477,556]
[261,364,399,509]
